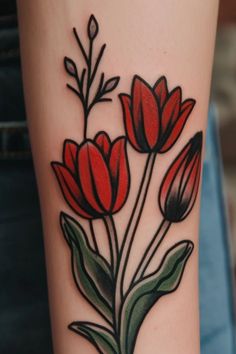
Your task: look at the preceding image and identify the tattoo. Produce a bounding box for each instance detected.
[64,14,120,139]
[51,14,202,354]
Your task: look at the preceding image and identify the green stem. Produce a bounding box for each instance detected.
[131,219,171,285]
[115,152,156,331]
[89,220,99,253]
[103,215,119,276]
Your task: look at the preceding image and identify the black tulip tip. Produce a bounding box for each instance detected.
[190,131,203,152]
[60,211,67,223]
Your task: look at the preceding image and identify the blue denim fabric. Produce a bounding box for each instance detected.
[199,106,236,354]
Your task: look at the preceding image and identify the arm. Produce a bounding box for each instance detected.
[17,1,219,353]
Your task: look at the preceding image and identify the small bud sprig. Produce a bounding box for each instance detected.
[64,15,120,139]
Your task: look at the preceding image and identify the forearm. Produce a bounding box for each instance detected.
[17,1,219,353]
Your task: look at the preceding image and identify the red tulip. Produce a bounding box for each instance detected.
[51,132,130,219]
[159,132,202,222]
[119,75,195,153]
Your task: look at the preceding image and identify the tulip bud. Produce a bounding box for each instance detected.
[159,132,202,222]
[88,15,99,40]
[103,77,120,94]
[64,57,78,77]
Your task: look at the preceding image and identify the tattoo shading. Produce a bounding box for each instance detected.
[51,14,203,354]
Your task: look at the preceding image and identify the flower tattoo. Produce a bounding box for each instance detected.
[52,133,130,220]
[120,75,195,153]
[51,14,203,354]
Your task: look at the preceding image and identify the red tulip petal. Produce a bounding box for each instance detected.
[178,154,201,221]
[63,140,79,174]
[109,137,130,212]
[52,162,92,219]
[78,141,112,212]
[181,98,196,114]
[186,155,201,213]
[95,131,111,158]
[159,142,191,213]
[132,76,160,150]
[160,99,195,152]
[153,76,168,108]
[162,87,181,133]
[119,94,141,151]
[177,152,198,202]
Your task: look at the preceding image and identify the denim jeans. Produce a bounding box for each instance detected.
[199,106,236,354]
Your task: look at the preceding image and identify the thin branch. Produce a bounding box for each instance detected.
[87,97,112,116]
[96,72,105,96]
[75,76,84,101]
[80,68,86,92]
[86,73,106,114]
[66,83,82,100]
[90,44,106,86]
[73,27,89,64]
[98,98,113,103]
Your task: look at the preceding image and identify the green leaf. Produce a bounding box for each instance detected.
[119,240,194,354]
[69,321,119,354]
[61,213,113,325]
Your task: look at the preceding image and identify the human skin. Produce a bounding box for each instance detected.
[17,1,219,353]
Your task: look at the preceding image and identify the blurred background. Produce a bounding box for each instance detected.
[212,0,236,265]
[0,1,235,354]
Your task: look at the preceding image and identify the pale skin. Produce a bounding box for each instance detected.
[17,1,219,353]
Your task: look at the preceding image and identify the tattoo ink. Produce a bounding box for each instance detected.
[51,14,202,354]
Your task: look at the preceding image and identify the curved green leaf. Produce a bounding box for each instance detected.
[69,321,119,354]
[119,240,194,354]
[61,213,113,325]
